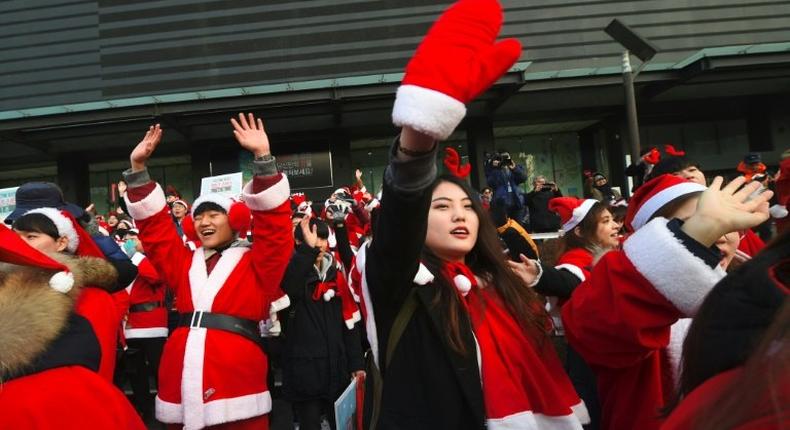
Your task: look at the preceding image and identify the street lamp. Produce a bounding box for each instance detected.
[604,19,659,163]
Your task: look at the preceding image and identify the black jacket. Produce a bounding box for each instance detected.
[364,144,486,430]
[280,243,364,402]
[525,188,562,233]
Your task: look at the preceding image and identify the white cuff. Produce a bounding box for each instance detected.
[242,175,290,211]
[124,183,167,220]
[527,260,543,288]
[623,218,726,317]
[392,85,466,141]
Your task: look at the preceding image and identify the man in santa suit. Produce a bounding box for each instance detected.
[560,174,773,430]
[121,113,292,430]
[121,228,169,420]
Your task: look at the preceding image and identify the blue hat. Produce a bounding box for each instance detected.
[4,182,85,225]
[744,153,762,164]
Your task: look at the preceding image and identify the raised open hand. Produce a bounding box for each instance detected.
[130,124,162,171]
[682,176,773,247]
[230,113,270,157]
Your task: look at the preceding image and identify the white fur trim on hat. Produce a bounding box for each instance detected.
[242,175,290,212]
[191,193,232,218]
[25,207,79,253]
[631,182,706,231]
[623,217,726,317]
[561,199,597,233]
[392,84,467,141]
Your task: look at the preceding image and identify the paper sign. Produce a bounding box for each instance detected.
[0,187,19,222]
[200,172,243,198]
[334,377,358,430]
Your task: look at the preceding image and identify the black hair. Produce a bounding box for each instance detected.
[422,175,547,355]
[560,202,610,253]
[193,202,226,218]
[294,218,330,243]
[647,155,700,181]
[12,213,60,240]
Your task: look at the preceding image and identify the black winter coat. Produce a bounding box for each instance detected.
[363,146,486,430]
[280,243,364,402]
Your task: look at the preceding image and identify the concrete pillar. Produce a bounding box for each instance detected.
[56,153,90,207]
[329,132,353,188]
[466,117,496,190]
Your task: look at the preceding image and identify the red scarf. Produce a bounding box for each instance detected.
[312,265,361,330]
[442,262,587,428]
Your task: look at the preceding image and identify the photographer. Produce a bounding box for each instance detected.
[485,151,527,223]
[525,175,563,233]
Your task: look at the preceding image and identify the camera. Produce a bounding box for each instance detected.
[541,182,555,192]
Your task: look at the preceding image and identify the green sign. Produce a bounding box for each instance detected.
[0,187,19,222]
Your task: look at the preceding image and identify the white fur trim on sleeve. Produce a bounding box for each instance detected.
[241,175,290,212]
[130,252,146,266]
[623,218,726,317]
[392,84,466,141]
[555,263,586,282]
[124,183,167,220]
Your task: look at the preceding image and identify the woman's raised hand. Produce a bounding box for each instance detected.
[682,176,773,247]
[130,124,163,172]
[230,113,270,157]
[507,254,540,288]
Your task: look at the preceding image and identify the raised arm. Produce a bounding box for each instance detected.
[123,125,193,290]
[234,113,294,318]
[365,0,521,356]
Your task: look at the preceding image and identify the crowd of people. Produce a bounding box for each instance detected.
[1,1,788,430]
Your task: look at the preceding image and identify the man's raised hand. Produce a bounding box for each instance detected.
[231,113,270,157]
[130,124,163,172]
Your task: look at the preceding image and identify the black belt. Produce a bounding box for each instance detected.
[129,301,164,313]
[177,311,261,347]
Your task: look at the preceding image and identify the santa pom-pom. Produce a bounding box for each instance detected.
[453,274,472,297]
[323,289,336,302]
[49,271,74,294]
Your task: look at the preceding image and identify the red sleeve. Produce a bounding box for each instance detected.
[737,229,765,257]
[242,174,294,318]
[133,254,162,284]
[562,218,726,368]
[123,183,193,297]
[561,251,680,368]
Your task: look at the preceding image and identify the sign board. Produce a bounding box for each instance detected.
[240,150,333,191]
[200,172,243,198]
[334,377,358,430]
[0,187,19,222]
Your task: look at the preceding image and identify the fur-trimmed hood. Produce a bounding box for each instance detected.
[0,255,117,378]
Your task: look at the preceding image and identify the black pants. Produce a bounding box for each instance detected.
[566,345,601,430]
[125,337,166,417]
[293,399,335,430]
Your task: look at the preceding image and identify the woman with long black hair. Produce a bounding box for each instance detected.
[358,1,588,428]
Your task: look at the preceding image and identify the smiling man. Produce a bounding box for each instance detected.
[121,114,293,430]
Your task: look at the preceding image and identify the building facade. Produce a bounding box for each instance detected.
[1,0,789,213]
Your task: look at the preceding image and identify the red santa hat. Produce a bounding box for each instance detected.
[549,197,598,233]
[625,174,707,231]
[23,207,81,253]
[0,223,75,293]
[172,199,189,210]
[191,193,251,233]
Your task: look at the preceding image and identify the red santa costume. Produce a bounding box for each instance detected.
[125,250,168,340]
[0,224,145,430]
[122,163,292,430]
[561,175,722,430]
[21,207,124,381]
